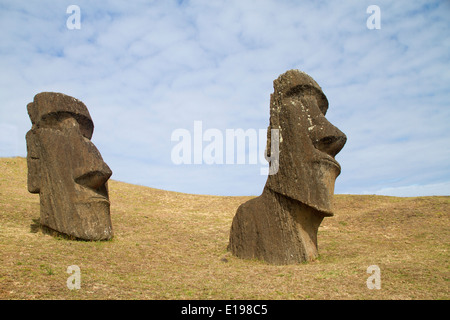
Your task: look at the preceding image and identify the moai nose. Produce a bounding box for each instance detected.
[311,123,347,158]
[73,140,112,189]
[74,165,112,190]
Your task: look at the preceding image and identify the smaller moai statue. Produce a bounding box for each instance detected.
[26,92,113,240]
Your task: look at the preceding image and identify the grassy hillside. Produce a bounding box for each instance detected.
[0,157,448,300]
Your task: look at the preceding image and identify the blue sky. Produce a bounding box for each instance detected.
[1,0,449,197]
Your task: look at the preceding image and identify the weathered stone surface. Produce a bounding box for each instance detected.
[26,92,113,240]
[228,70,346,264]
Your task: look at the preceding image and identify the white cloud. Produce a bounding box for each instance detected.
[363,182,450,197]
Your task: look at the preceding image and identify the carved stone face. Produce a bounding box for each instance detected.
[265,70,346,216]
[26,92,113,240]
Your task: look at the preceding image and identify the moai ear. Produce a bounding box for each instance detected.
[265,125,271,160]
[266,92,277,161]
[26,130,41,193]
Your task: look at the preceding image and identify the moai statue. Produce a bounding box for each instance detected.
[228,70,346,264]
[26,92,113,240]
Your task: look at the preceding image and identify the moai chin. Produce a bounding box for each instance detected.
[26,92,113,240]
[228,70,347,264]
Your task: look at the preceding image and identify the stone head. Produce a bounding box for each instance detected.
[265,70,346,215]
[26,92,113,240]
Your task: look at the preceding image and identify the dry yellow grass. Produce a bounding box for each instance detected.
[0,157,448,300]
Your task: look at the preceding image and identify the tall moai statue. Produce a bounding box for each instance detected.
[228,70,347,264]
[26,92,113,240]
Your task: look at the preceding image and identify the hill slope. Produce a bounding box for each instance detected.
[0,157,448,299]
